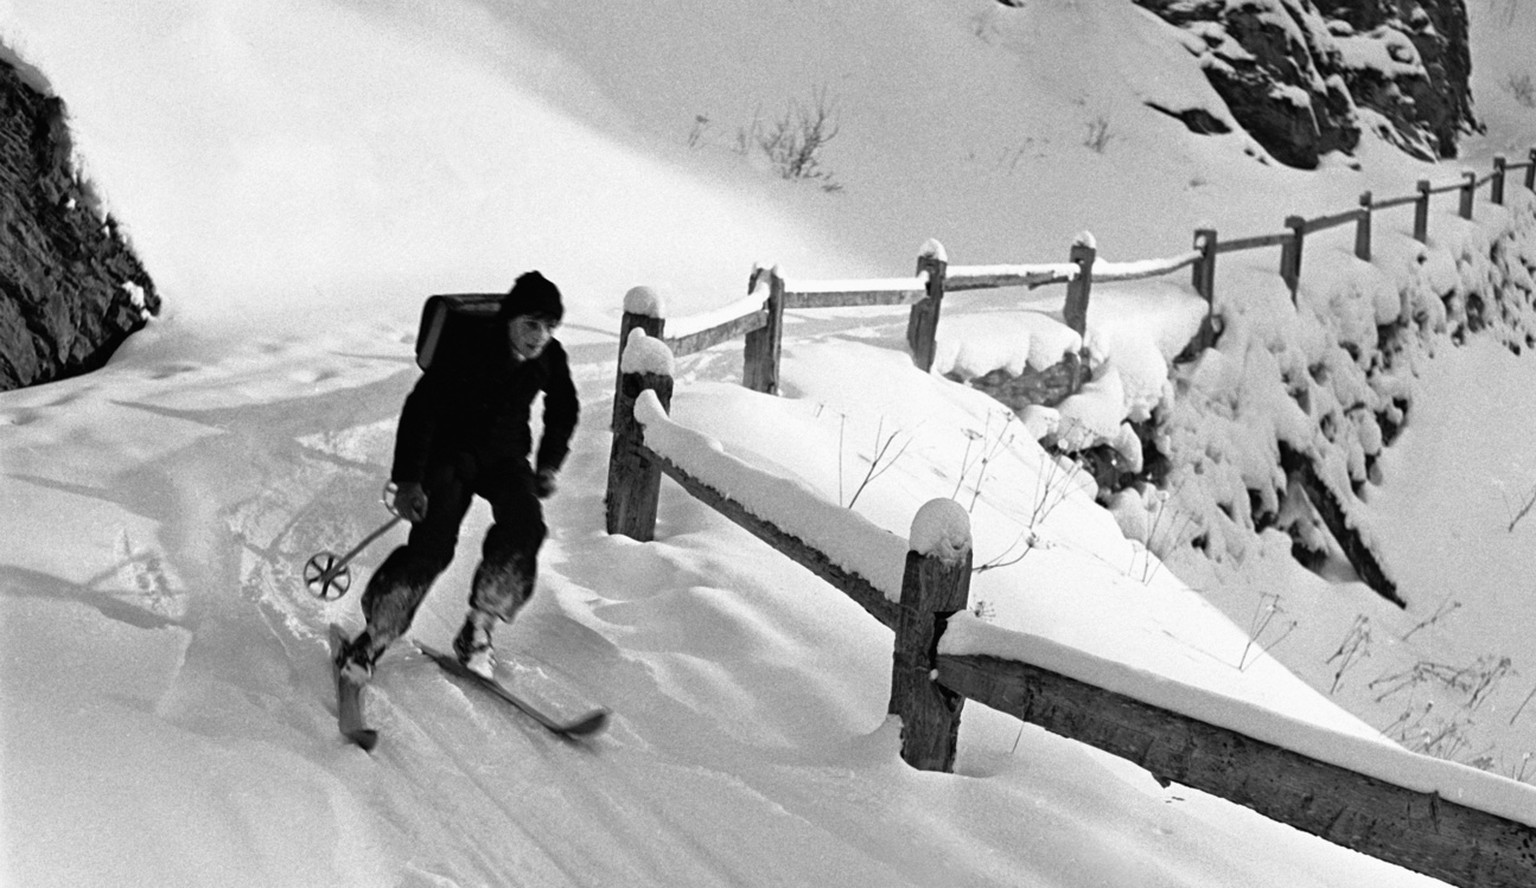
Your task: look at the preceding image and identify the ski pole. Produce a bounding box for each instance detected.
[304,483,407,600]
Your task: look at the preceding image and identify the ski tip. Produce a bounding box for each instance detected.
[560,709,610,738]
[346,728,379,752]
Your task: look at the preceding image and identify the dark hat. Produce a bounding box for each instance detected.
[500,271,564,322]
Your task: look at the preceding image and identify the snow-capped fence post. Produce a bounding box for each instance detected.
[1458,170,1477,220]
[613,287,666,430]
[1280,215,1305,303]
[1413,179,1431,243]
[606,330,675,542]
[1062,238,1095,336]
[906,244,948,372]
[1354,192,1372,262]
[1190,228,1217,351]
[742,266,785,394]
[889,500,972,773]
[1527,148,1536,191]
[1492,156,1508,206]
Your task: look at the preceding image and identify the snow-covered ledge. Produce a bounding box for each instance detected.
[633,388,907,603]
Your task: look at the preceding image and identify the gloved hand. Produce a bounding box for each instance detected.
[392,481,430,523]
[534,468,559,499]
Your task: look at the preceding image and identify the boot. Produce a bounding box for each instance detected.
[335,630,382,684]
[453,610,497,679]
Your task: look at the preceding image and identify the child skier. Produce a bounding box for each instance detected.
[336,271,579,681]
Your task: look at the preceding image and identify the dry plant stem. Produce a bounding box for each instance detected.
[974,528,1035,574]
[969,416,1015,511]
[1133,489,1196,585]
[1238,593,1298,673]
[1508,483,1536,531]
[1030,449,1083,526]
[1326,615,1371,694]
[838,412,846,506]
[757,85,841,186]
[1400,597,1460,642]
[1512,683,1536,726]
[953,411,1016,510]
[951,429,980,501]
[1370,656,1512,708]
[846,417,911,510]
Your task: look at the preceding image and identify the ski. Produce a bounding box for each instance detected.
[416,643,609,738]
[330,624,379,751]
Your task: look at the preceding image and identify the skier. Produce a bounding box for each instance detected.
[336,271,579,682]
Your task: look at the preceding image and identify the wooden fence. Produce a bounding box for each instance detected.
[603,150,1536,886]
[612,147,1536,394]
[606,148,1534,611]
[605,357,1536,888]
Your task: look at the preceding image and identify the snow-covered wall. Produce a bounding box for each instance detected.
[1152,188,1536,594]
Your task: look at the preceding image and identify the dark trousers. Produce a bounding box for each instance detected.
[358,457,546,654]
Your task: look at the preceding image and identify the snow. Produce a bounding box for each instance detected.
[634,388,907,599]
[947,260,1077,286]
[1092,249,1204,281]
[2,0,1536,886]
[1334,27,1427,81]
[933,310,1082,378]
[622,285,665,318]
[908,498,972,562]
[619,329,675,378]
[660,291,768,341]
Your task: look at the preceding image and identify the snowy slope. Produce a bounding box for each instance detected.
[2,0,1535,886]
[0,289,1453,888]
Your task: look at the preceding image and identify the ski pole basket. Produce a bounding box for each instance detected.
[304,483,405,600]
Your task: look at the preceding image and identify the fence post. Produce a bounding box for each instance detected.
[907,245,948,372]
[605,333,675,541]
[1063,238,1095,336]
[742,266,785,395]
[1354,192,1373,262]
[1413,179,1431,243]
[1191,228,1217,352]
[1527,148,1536,192]
[1459,170,1477,220]
[889,499,972,772]
[1280,215,1305,303]
[1492,156,1508,206]
[613,287,666,430]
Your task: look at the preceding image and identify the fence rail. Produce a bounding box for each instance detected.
[782,275,927,309]
[1299,206,1366,236]
[938,652,1536,888]
[946,264,1073,291]
[667,308,767,357]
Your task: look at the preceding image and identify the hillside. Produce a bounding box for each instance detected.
[2,1,1536,886]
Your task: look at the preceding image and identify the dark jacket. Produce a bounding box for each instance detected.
[390,337,579,485]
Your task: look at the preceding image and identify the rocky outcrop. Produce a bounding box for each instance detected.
[1,48,159,391]
[1133,0,1478,168]
[1318,0,1474,159]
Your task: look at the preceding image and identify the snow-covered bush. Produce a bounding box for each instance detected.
[1154,193,1536,582]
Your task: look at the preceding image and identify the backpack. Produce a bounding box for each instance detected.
[414,293,507,372]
